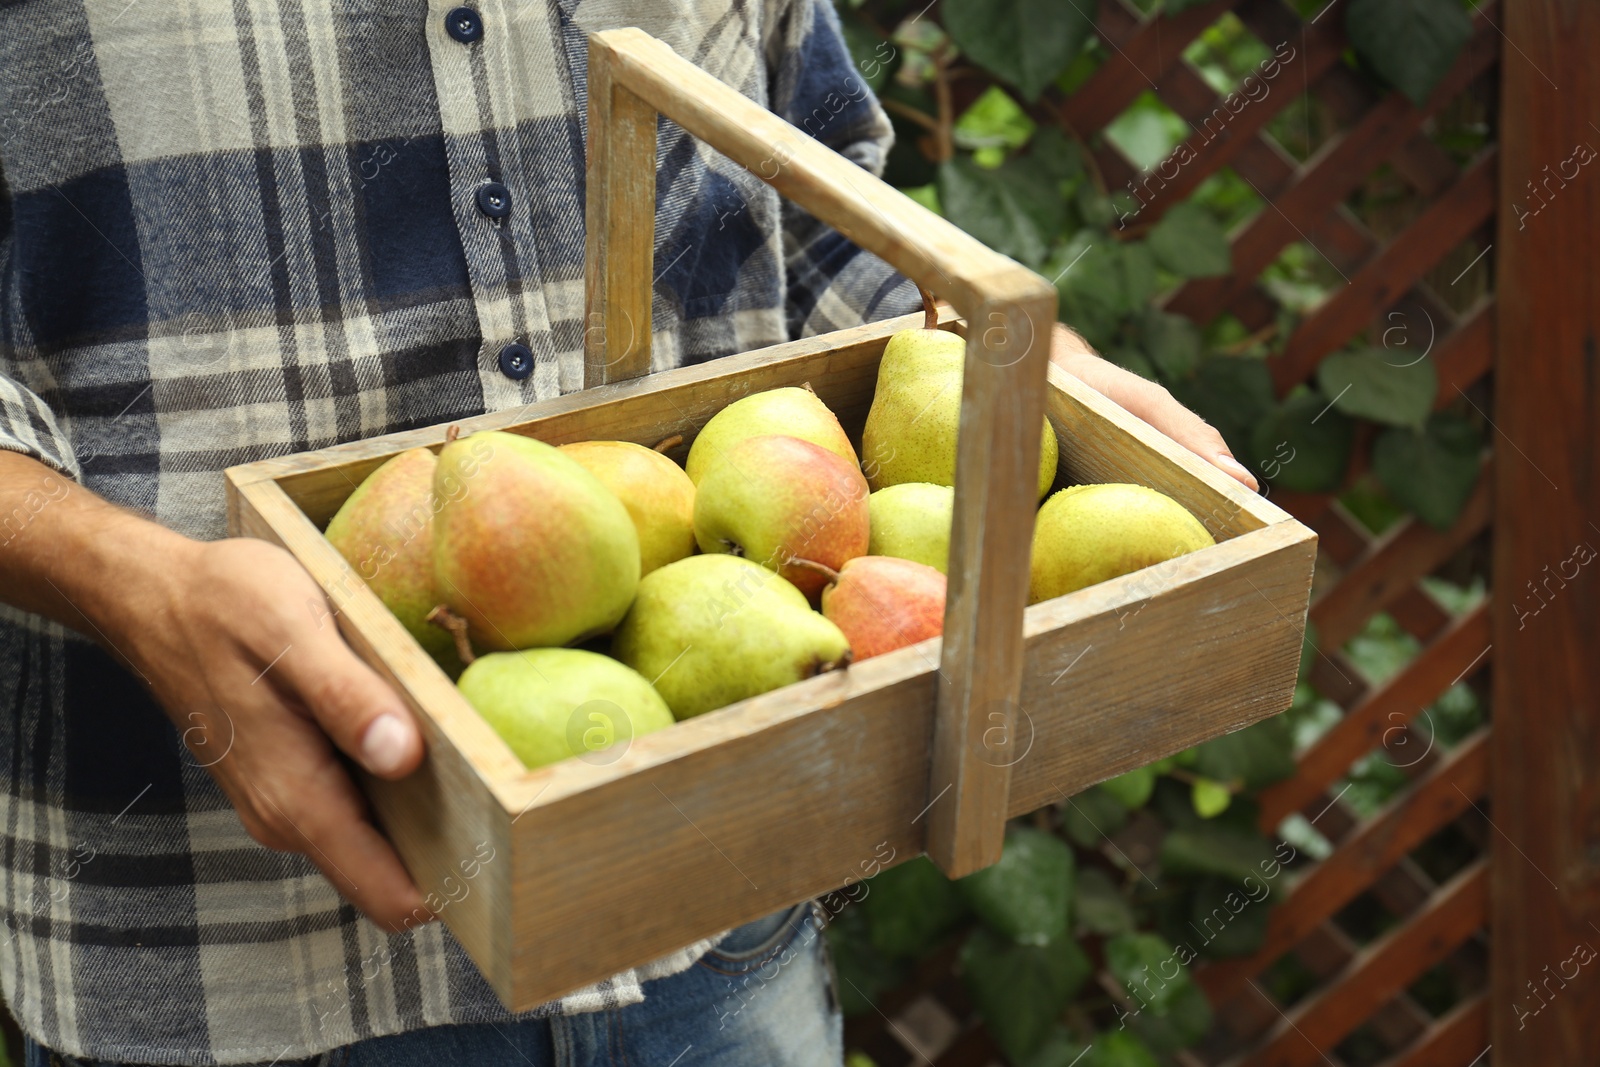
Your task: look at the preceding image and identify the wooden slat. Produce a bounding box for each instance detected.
[583,40,657,385]
[1238,863,1488,1067]
[1119,2,1353,226]
[1372,994,1488,1067]
[1200,730,1488,1003]
[1491,2,1600,1060]
[1309,474,1491,648]
[1259,604,1490,830]
[1431,302,1495,410]
[1058,0,1237,138]
[1167,13,1501,323]
[1272,151,1498,393]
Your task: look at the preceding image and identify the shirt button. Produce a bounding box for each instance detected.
[476,181,512,219]
[445,7,483,44]
[498,343,534,380]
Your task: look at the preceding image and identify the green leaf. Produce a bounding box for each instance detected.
[943,0,1097,101]
[1120,242,1160,309]
[1123,980,1214,1053]
[1018,1027,1091,1067]
[1031,127,1085,181]
[1140,308,1203,383]
[861,857,970,957]
[1161,822,1279,885]
[1164,0,1216,13]
[939,155,1066,267]
[1191,777,1233,818]
[826,905,911,1016]
[1100,765,1157,809]
[1372,413,1484,529]
[953,85,1037,152]
[839,21,898,93]
[958,827,1076,945]
[1105,933,1192,1015]
[1346,0,1472,106]
[1088,1030,1160,1067]
[1317,347,1438,428]
[1059,786,1130,848]
[1075,867,1136,936]
[1193,716,1296,790]
[1189,876,1272,957]
[1170,356,1276,468]
[1147,202,1231,278]
[961,927,1092,1061]
[1251,390,1355,493]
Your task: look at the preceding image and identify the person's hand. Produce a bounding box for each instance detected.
[107,532,431,931]
[1049,324,1259,492]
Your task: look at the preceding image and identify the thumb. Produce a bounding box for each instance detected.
[273,629,425,779]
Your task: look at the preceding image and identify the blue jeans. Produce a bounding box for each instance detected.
[27,903,840,1066]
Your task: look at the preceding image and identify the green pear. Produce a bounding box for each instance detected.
[868,482,954,574]
[559,440,697,576]
[612,554,851,719]
[860,326,1057,499]
[433,431,640,651]
[457,648,674,769]
[686,386,857,484]
[1030,483,1215,604]
[324,448,463,676]
[692,434,870,600]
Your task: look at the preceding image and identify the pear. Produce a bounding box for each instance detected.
[1030,483,1215,604]
[685,386,857,484]
[326,448,464,676]
[457,648,674,769]
[559,440,696,576]
[813,556,946,662]
[868,482,954,574]
[692,434,870,600]
[433,431,640,650]
[860,298,1057,499]
[612,554,851,719]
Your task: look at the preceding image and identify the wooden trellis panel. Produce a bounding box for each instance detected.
[843,1,1502,1065]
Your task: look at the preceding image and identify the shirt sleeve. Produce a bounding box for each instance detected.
[766,0,920,339]
[0,371,80,480]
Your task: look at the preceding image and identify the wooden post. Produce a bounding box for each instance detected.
[1492,1,1600,1061]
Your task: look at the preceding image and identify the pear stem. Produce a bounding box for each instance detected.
[444,424,461,444]
[652,434,683,453]
[787,557,842,586]
[426,605,478,666]
[920,286,939,330]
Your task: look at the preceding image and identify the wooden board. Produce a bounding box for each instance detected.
[1491,2,1600,1061]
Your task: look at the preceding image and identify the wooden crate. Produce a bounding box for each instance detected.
[224,29,1315,1012]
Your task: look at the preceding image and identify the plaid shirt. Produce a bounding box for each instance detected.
[0,1,914,1062]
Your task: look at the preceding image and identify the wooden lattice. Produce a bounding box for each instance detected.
[844,1,1500,1064]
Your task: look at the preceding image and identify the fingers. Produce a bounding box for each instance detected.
[1051,342,1260,492]
[238,761,433,931]
[272,602,426,780]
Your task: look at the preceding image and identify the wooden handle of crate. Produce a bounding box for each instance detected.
[584,28,1056,876]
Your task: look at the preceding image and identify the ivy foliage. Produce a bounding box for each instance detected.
[827,1,1490,1062]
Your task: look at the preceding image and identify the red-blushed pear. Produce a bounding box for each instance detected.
[324,448,464,677]
[685,386,857,484]
[802,556,946,661]
[692,434,870,600]
[432,430,640,650]
[558,440,696,576]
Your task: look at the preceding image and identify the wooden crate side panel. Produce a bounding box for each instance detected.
[226,477,518,993]
[505,665,938,1010]
[1009,521,1316,813]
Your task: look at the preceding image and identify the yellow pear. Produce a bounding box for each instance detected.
[1029,483,1215,604]
[559,440,696,576]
